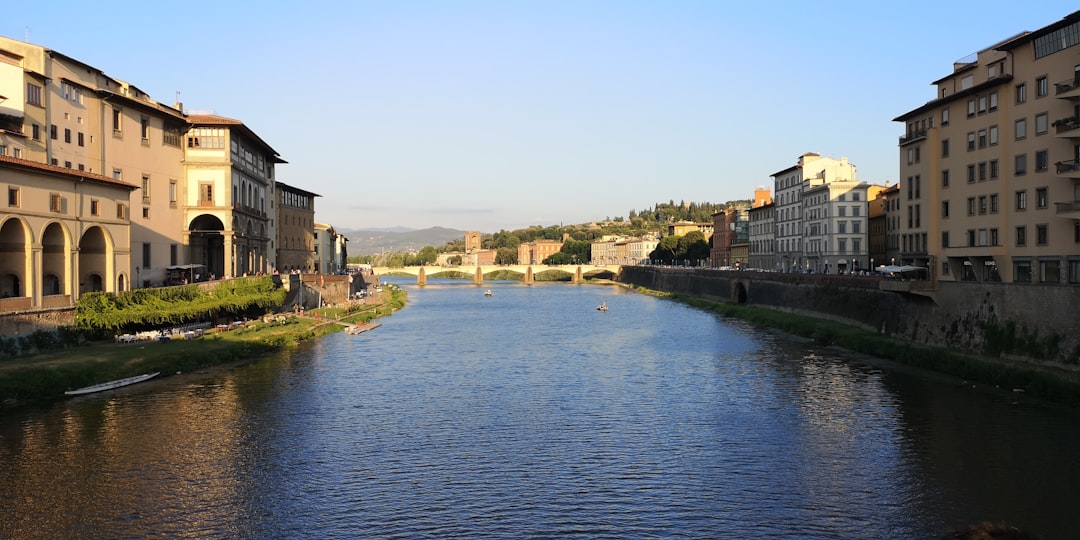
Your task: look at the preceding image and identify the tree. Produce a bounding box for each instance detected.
[559,239,591,263]
[651,235,680,263]
[678,231,710,264]
[495,247,518,265]
[543,252,574,264]
[416,246,438,266]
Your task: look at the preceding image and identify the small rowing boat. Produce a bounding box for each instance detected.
[64,372,161,396]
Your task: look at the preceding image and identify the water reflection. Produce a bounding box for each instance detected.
[1,280,1078,539]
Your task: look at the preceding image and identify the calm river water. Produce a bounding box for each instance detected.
[1,278,1079,539]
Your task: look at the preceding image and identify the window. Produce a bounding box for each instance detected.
[141,175,151,201]
[1015,154,1027,175]
[32,124,40,141]
[967,99,976,116]
[169,180,178,207]
[989,91,998,111]
[942,108,950,125]
[990,160,999,179]
[942,231,950,248]
[1016,83,1026,103]
[838,238,847,253]
[89,199,99,216]
[838,206,846,217]
[142,207,150,219]
[968,197,976,215]
[64,128,71,143]
[1040,260,1060,283]
[853,221,861,234]
[77,132,84,147]
[49,193,66,213]
[967,132,976,151]
[50,124,57,140]
[141,117,150,141]
[1035,113,1048,135]
[990,194,999,213]
[979,162,987,181]
[200,182,214,205]
[978,95,987,114]
[838,221,847,234]
[163,124,181,147]
[1016,226,1027,246]
[852,238,861,253]
[1036,76,1048,97]
[991,228,999,246]
[117,203,127,219]
[942,169,950,187]
[1037,224,1048,245]
[942,200,950,218]
[112,108,122,132]
[979,196,987,215]
[7,187,19,207]
[26,83,42,106]
[1036,187,1048,208]
[1035,150,1048,172]
[170,244,178,266]
[967,229,976,247]
[61,82,82,103]
[1015,260,1032,283]
[142,243,151,269]
[967,164,976,183]
[1016,191,1027,210]
[852,206,860,217]
[989,125,998,146]
[942,139,949,157]
[1015,118,1026,139]
[978,129,987,148]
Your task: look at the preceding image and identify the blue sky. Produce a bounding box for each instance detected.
[3,2,1074,232]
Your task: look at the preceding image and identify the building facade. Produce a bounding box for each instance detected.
[894,10,1080,284]
[0,156,136,308]
[517,239,563,265]
[275,182,318,273]
[772,153,859,272]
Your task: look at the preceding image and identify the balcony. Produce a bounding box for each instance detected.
[1057,160,1080,179]
[1054,117,1080,138]
[1055,76,1080,99]
[898,129,927,146]
[1054,200,1080,218]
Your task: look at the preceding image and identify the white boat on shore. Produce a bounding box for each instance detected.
[64,372,161,396]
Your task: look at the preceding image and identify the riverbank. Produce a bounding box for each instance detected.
[0,287,407,409]
[623,283,1080,408]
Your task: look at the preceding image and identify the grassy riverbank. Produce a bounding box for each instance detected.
[0,287,406,409]
[627,284,1080,408]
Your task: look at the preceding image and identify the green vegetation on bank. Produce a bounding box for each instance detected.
[631,285,1080,408]
[75,277,286,332]
[0,286,407,408]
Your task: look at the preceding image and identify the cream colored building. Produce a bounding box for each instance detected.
[771,153,859,272]
[0,37,292,287]
[0,156,135,309]
[802,180,872,274]
[314,222,348,274]
[517,239,563,265]
[894,10,1080,284]
[748,201,775,270]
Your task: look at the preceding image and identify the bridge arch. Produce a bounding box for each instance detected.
[733,280,748,304]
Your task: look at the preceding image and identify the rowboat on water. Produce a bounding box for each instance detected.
[64,372,161,396]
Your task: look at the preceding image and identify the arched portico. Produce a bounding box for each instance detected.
[41,222,70,299]
[0,218,30,299]
[189,214,226,279]
[79,226,111,294]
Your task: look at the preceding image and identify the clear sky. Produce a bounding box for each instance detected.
[3,2,1074,232]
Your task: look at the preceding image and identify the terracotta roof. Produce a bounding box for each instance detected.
[0,155,137,191]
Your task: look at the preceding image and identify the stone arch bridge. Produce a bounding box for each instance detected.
[371,264,622,285]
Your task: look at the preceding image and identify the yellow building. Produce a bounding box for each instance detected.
[0,156,135,309]
[894,10,1080,284]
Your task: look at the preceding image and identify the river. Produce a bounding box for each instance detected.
[1,278,1078,539]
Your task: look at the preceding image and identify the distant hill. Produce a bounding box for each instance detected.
[344,226,466,255]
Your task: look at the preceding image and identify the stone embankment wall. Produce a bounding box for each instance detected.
[618,266,1080,368]
[0,308,75,337]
